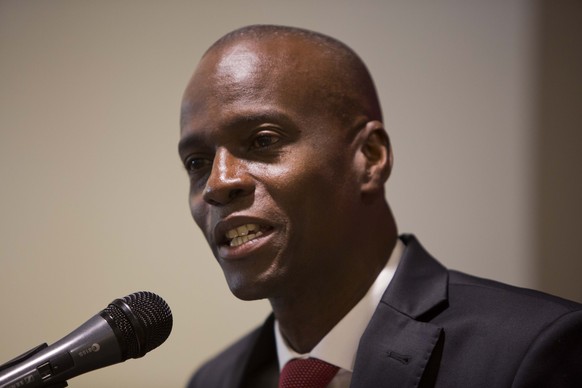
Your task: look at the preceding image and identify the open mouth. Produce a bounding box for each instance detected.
[224,223,269,247]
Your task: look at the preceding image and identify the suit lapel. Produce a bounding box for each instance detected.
[351,235,448,388]
[238,315,279,388]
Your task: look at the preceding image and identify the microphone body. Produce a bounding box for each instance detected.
[0,292,172,388]
[0,315,122,388]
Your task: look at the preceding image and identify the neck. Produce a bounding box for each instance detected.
[269,276,366,353]
[272,207,397,353]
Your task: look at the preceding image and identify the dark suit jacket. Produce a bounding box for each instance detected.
[188,235,582,387]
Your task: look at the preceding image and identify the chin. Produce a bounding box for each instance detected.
[223,274,269,301]
[227,283,270,301]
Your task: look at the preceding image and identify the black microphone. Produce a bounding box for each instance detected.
[0,291,172,388]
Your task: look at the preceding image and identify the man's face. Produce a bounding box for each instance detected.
[179,39,364,300]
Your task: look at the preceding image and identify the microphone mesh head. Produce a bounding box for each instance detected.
[102,291,173,360]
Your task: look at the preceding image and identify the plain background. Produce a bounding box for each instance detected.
[1,1,580,387]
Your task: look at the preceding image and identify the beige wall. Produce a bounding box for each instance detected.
[1,1,580,387]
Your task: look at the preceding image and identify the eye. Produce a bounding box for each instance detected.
[185,156,212,173]
[251,132,281,149]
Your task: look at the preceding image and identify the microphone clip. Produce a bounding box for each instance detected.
[0,344,69,388]
[0,344,48,373]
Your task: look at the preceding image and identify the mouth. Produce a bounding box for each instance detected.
[223,223,271,247]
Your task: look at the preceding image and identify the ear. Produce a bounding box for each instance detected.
[358,120,393,194]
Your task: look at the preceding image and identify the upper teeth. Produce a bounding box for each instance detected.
[226,223,263,247]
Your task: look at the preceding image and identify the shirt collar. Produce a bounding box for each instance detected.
[275,239,404,371]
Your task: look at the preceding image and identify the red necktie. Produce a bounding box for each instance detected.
[279,357,340,388]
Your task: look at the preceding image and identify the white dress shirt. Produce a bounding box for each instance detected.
[275,239,404,387]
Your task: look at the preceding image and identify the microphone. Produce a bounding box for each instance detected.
[0,291,172,388]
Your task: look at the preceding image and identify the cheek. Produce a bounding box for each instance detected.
[257,152,355,217]
[189,192,209,232]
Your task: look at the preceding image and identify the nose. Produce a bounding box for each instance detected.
[202,148,254,206]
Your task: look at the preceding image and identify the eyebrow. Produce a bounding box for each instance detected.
[178,109,300,155]
[178,134,205,157]
[222,109,296,129]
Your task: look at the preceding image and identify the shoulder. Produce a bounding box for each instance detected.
[187,315,276,388]
[442,269,582,343]
[448,269,581,321]
[187,324,263,388]
[441,270,582,386]
[395,235,582,385]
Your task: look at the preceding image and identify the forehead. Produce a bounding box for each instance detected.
[212,44,262,85]
[180,38,336,132]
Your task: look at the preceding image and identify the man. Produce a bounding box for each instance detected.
[178,25,582,387]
